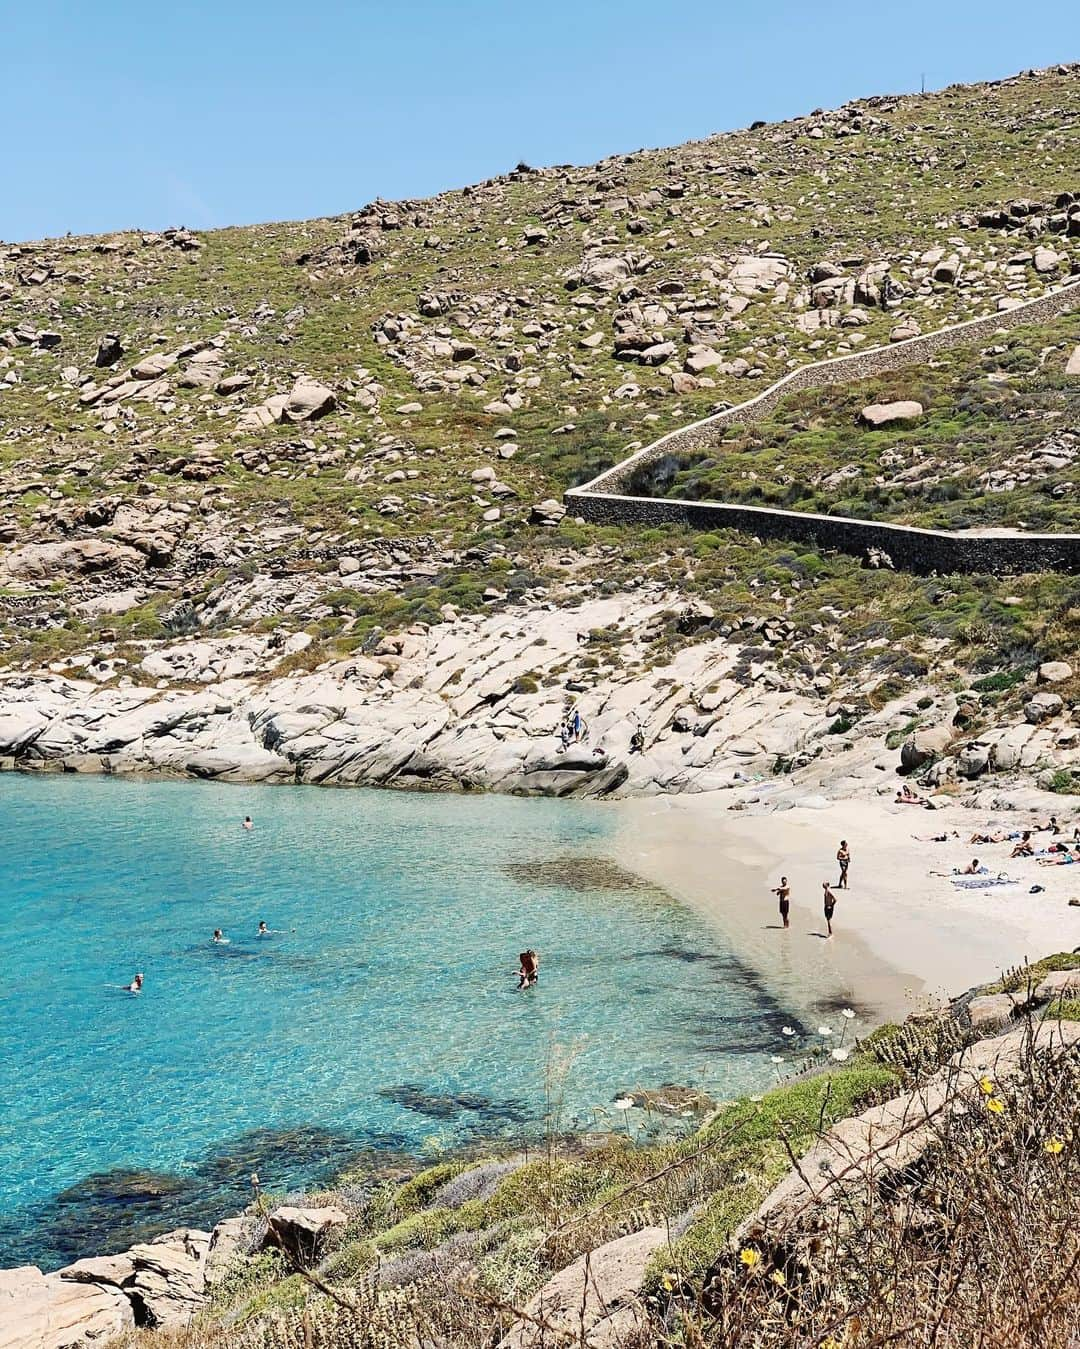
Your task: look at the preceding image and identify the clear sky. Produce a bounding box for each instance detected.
[4,0,1078,242]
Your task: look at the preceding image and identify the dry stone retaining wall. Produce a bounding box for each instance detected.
[566,279,1080,574]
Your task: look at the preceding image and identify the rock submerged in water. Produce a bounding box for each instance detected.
[616,1084,716,1116]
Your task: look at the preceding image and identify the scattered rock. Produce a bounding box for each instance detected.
[859,400,924,428]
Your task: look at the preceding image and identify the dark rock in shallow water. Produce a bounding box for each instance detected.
[378,1083,534,1124]
[502,855,654,892]
[617,1084,716,1115]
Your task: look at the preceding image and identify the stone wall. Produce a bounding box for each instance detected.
[565,279,1080,573]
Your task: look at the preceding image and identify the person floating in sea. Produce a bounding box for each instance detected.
[257,921,270,937]
[212,928,230,944]
[243,816,254,831]
[822,882,837,938]
[126,972,144,994]
[836,841,850,890]
[517,950,540,989]
[772,877,791,930]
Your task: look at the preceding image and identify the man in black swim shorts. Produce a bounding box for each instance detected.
[771,877,791,929]
[822,881,837,937]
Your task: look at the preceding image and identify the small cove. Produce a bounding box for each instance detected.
[2,775,819,1269]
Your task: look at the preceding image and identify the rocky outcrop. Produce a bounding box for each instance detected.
[264,1207,347,1263]
[499,1227,666,1349]
[0,1265,132,1349]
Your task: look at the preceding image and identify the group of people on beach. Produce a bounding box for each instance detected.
[770,840,849,938]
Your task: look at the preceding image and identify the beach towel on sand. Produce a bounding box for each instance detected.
[950,875,1016,890]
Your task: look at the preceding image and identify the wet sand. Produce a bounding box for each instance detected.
[614,794,1080,1027]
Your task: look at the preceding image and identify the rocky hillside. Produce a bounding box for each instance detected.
[1,64,1079,799]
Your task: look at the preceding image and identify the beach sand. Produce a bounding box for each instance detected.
[615,793,1080,1027]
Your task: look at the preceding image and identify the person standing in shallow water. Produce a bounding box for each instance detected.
[822,881,838,938]
[771,877,791,929]
[837,840,851,889]
[517,950,539,989]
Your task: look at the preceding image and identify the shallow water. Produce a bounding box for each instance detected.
[0,775,803,1268]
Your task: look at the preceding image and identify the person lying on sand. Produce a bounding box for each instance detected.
[895,784,922,803]
[1038,849,1080,867]
[961,858,984,875]
[517,950,540,989]
[969,830,1009,845]
[914,831,960,843]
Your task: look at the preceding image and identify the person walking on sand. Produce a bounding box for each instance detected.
[822,882,838,938]
[771,877,791,930]
[837,840,851,890]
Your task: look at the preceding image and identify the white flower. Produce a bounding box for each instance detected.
[818,1026,833,1037]
[770,1055,783,1064]
[781,1026,796,1037]
[750,1094,763,1102]
[830,1047,851,1062]
[613,1097,635,1110]
[841,1008,856,1020]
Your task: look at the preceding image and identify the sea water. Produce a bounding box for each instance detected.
[0,774,800,1268]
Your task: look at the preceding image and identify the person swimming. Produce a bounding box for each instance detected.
[126,972,144,994]
[212,928,230,944]
[243,816,254,831]
[258,921,269,936]
[517,950,539,989]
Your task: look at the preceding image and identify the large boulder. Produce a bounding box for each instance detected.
[900,725,952,771]
[0,1265,133,1348]
[1038,661,1073,684]
[281,378,336,422]
[1025,692,1064,724]
[859,400,924,428]
[1066,345,1080,377]
[498,1227,667,1349]
[2,539,142,581]
[264,1206,348,1263]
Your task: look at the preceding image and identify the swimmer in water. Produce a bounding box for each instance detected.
[126,973,144,994]
[257,921,272,937]
[243,816,254,831]
[212,928,229,944]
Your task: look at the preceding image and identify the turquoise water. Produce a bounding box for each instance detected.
[0,775,797,1269]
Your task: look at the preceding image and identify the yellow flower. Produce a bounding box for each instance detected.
[1044,1137,1065,1154]
[979,1077,995,1095]
[770,1269,787,1287]
[739,1247,761,1269]
[820,1339,841,1349]
[986,1096,1005,1114]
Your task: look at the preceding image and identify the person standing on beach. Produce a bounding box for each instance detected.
[837,840,850,889]
[822,882,837,938]
[771,877,791,930]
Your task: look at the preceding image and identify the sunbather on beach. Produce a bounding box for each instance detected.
[1010,831,1034,858]
[961,858,983,875]
[969,830,1008,844]
[1038,849,1080,867]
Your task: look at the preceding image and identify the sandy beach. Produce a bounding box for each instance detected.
[615,792,1080,1027]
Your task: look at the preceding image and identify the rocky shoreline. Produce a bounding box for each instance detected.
[1,587,1077,806]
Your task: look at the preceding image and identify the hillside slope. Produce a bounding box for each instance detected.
[1,64,1079,799]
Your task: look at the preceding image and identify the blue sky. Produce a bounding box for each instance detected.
[3,0,1078,242]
